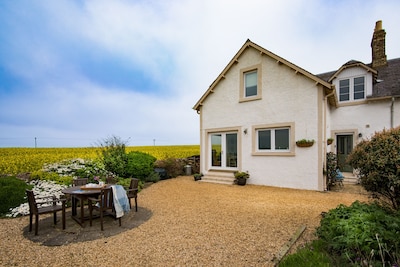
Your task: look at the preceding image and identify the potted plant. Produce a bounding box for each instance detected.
[234,171,249,186]
[327,138,334,145]
[296,139,315,147]
[193,173,203,181]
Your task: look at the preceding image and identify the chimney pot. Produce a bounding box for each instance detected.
[375,20,382,31]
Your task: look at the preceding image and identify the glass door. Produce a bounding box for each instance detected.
[336,134,353,172]
[210,132,237,169]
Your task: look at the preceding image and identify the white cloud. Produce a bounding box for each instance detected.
[1,0,400,147]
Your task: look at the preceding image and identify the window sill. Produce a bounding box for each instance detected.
[252,151,295,157]
[239,95,262,102]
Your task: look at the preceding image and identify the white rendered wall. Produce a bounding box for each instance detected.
[199,47,324,190]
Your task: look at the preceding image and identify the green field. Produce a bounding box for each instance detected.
[0,145,200,175]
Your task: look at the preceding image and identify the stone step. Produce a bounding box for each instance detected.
[200,173,235,185]
[342,172,359,184]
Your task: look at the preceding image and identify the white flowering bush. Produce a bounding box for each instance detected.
[6,180,67,218]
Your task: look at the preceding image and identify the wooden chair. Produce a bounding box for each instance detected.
[26,189,66,235]
[126,178,139,212]
[71,178,89,208]
[72,178,88,186]
[88,187,121,231]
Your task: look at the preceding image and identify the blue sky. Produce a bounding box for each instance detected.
[1,0,399,147]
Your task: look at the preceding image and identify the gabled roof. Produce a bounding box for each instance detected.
[193,39,334,111]
[317,58,400,99]
[326,60,377,83]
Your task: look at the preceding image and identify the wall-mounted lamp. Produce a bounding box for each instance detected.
[243,128,248,135]
[358,133,363,138]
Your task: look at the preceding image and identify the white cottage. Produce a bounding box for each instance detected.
[193,21,400,191]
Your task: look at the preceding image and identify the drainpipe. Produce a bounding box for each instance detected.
[391,97,394,128]
[323,91,335,191]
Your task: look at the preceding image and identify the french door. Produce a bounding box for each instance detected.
[210,132,238,169]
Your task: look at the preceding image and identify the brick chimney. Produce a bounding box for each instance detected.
[371,20,387,68]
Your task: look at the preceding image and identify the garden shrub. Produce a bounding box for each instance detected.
[155,157,185,178]
[325,152,338,190]
[347,126,400,210]
[125,151,157,180]
[145,171,160,183]
[316,201,400,265]
[279,240,333,267]
[0,176,33,216]
[98,135,128,177]
[39,158,111,184]
[30,170,74,185]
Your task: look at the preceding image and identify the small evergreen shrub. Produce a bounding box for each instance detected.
[347,126,400,210]
[279,240,333,267]
[145,171,160,183]
[316,201,400,265]
[125,151,157,180]
[98,135,128,177]
[154,157,185,178]
[30,170,73,185]
[325,152,338,190]
[0,176,33,216]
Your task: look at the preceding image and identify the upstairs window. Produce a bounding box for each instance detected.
[339,79,350,101]
[339,76,365,102]
[240,64,262,102]
[353,77,365,100]
[245,71,257,97]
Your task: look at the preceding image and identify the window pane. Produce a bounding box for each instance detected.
[245,71,257,97]
[226,133,237,167]
[354,77,365,100]
[211,134,221,167]
[339,79,349,101]
[275,129,289,150]
[258,130,271,150]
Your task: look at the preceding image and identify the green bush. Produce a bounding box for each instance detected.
[0,176,33,216]
[316,201,400,265]
[98,135,128,177]
[145,171,160,183]
[30,170,73,186]
[279,240,333,266]
[125,151,156,180]
[154,157,185,178]
[347,126,400,210]
[325,152,338,190]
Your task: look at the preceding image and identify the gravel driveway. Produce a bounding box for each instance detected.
[0,176,369,266]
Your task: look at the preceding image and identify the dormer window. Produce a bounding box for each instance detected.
[239,64,262,102]
[339,76,365,102]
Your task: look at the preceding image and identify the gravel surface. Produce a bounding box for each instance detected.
[0,176,369,266]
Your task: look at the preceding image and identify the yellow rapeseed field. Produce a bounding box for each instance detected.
[0,145,199,175]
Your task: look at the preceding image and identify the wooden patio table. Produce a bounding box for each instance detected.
[62,185,107,227]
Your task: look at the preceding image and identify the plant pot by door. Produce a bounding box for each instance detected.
[236,178,247,186]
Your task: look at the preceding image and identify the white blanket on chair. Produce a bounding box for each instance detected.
[111,185,130,218]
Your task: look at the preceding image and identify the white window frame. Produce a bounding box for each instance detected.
[239,64,262,102]
[207,129,240,170]
[339,76,366,102]
[252,123,295,156]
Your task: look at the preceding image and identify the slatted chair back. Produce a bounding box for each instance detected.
[26,189,39,214]
[73,178,88,186]
[88,187,121,231]
[126,178,139,211]
[25,189,66,235]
